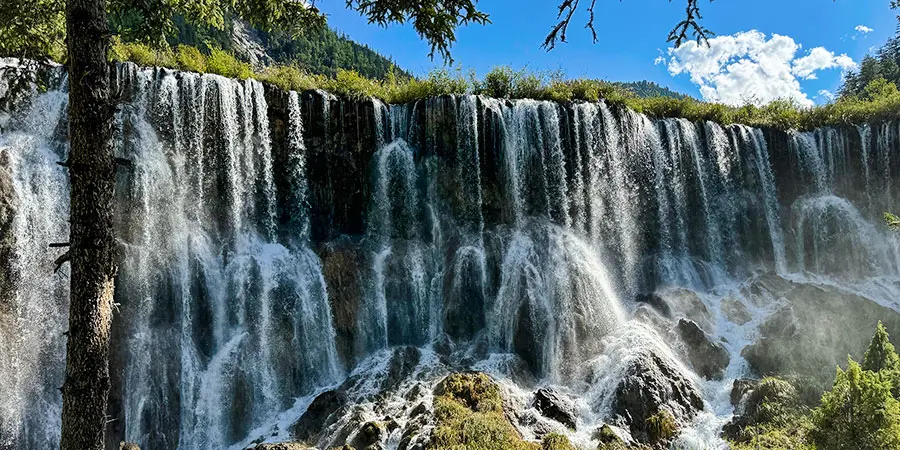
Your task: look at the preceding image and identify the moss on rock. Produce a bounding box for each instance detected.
[429,372,539,450]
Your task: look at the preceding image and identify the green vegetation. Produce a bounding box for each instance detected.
[541,433,577,450]
[0,0,64,61]
[104,44,900,131]
[429,372,539,450]
[729,322,900,450]
[887,212,900,231]
[645,410,677,444]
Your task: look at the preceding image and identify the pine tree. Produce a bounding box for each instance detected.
[863,321,900,373]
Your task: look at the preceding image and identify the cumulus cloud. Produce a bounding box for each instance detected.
[855,25,874,34]
[818,89,835,101]
[660,30,856,107]
[792,47,856,79]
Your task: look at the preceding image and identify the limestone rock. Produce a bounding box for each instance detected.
[676,319,730,380]
[290,389,349,442]
[722,298,752,325]
[611,351,703,444]
[532,387,577,429]
[730,378,758,406]
[253,443,312,450]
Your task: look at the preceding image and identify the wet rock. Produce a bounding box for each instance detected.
[398,415,431,450]
[742,282,900,390]
[739,274,794,307]
[350,421,385,450]
[722,297,752,325]
[290,389,349,442]
[634,292,671,317]
[532,387,577,429]
[382,346,421,393]
[676,319,730,380]
[319,241,364,367]
[488,354,537,388]
[611,351,703,444]
[253,444,312,450]
[0,149,18,311]
[657,287,713,330]
[432,333,455,357]
[730,379,758,406]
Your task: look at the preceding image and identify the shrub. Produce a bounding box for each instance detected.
[540,432,575,450]
[206,48,252,80]
[257,65,323,92]
[594,424,627,450]
[478,66,515,98]
[175,45,206,74]
[810,359,900,450]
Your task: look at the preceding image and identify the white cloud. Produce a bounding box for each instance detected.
[817,89,835,101]
[792,47,856,79]
[855,25,874,34]
[660,30,856,107]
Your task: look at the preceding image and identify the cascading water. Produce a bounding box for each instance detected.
[1,61,899,450]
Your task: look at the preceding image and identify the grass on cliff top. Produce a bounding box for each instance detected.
[108,40,900,131]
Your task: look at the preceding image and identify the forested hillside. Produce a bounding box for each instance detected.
[611,80,687,99]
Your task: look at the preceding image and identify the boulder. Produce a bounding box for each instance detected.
[657,287,713,331]
[350,421,385,450]
[290,389,349,442]
[611,351,703,444]
[253,444,312,450]
[730,378,758,406]
[722,298,752,325]
[382,346,421,393]
[634,292,671,317]
[532,387,577,429]
[676,319,730,380]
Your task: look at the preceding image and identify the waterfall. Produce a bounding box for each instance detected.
[1,62,899,449]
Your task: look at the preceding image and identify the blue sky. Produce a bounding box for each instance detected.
[317,0,898,105]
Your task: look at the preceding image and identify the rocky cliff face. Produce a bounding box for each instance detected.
[0,62,898,450]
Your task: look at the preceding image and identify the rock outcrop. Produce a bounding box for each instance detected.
[611,351,703,444]
[532,387,577,430]
[676,319,730,380]
[290,389,350,443]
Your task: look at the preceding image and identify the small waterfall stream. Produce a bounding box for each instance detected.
[0,61,898,449]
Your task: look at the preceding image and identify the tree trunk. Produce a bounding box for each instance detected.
[60,0,118,447]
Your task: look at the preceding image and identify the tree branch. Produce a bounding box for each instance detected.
[53,250,70,273]
[543,0,713,51]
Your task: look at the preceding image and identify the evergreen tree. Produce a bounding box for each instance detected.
[811,359,900,450]
[863,321,900,373]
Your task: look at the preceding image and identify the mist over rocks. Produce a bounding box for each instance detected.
[742,281,900,389]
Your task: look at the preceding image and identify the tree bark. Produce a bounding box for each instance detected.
[61,0,118,447]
